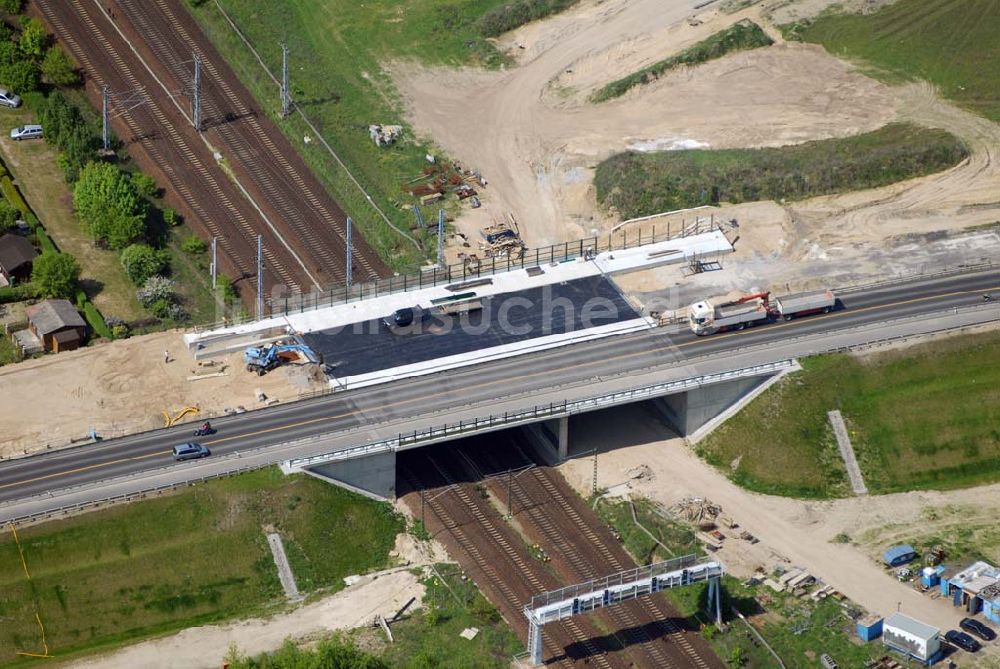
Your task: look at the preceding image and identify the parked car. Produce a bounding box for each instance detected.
[960,618,996,641]
[819,653,838,669]
[172,442,211,461]
[10,124,42,141]
[0,88,21,108]
[945,629,981,653]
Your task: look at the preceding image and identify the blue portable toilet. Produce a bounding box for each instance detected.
[857,614,884,641]
[921,566,945,588]
[883,544,917,567]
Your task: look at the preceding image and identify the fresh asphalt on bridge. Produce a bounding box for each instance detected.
[0,268,997,504]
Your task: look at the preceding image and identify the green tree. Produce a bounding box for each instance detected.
[40,92,99,181]
[18,17,45,59]
[120,243,169,284]
[41,45,78,86]
[0,0,23,14]
[73,161,147,250]
[31,251,80,299]
[0,58,39,94]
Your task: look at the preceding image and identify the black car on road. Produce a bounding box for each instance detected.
[945,629,981,653]
[960,617,996,642]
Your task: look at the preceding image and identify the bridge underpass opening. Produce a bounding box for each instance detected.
[392,435,726,668]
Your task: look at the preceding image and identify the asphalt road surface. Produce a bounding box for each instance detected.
[304,275,638,376]
[0,267,997,504]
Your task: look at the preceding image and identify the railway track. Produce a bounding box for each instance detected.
[466,439,723,669]
[107,0,386,286]
[399,454,624,668]
[32,0,308,299]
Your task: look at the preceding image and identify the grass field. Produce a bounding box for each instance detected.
[373,563,522,668]
[787,0,1000,122]
[0,469,404,664]
[697,330,1000,498]
[595,122,967,219]
[188,0,566,272]
[591,20,773,102]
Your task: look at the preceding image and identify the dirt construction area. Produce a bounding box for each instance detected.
[401,0,1000,292]
[558,402,1000,643]
[0,332,325,459]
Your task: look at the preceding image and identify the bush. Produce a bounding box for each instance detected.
[181,235,206,254]
[41,45,79,86]
[0,282,38,303]
[33,224,57,254]
[0,198,18,232]
[0,0,23,14]
[76,290,112,339]
[120,243,170,284]
[162,207,180,227]
[31,251,80,299]
[131,172,158,199]
[18,17,44,59]
[136,274,177,307]
[0,174,28,215]
[478,0,579,37]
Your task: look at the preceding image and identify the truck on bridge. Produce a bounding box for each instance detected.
[688,289,835,335]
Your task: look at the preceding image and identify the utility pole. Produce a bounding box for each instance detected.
[256,234,263,319]
[280,43,291,118]
[346,217,353,289]
[592,448,599,498]
[437,209,445,267]
[102,86,111,151]
[210,236,218,289]
[507,468,514,518]
[192,52,202,132]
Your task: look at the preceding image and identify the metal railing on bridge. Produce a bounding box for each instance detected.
[265,218,719,318]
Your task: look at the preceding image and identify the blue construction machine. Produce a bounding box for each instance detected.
[244,342,321,376]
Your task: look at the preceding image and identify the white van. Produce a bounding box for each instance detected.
[10,124,42,141]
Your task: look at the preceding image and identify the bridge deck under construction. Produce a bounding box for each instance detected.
[303,275,640,378]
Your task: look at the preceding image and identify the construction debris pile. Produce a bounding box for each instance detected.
[668,496,723,527]
[479,215,526,260]
[369,124,402,147]
[403,160,484,207]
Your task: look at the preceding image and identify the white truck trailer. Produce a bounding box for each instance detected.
[772,289,836,321]
[688,289,836,335]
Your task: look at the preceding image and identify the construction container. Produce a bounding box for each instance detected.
[883,544,917,567]
[857,614,884,641]
[882,613,940,664]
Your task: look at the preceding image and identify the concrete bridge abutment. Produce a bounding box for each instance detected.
[520,416,569,464]
[302,450,396,501]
